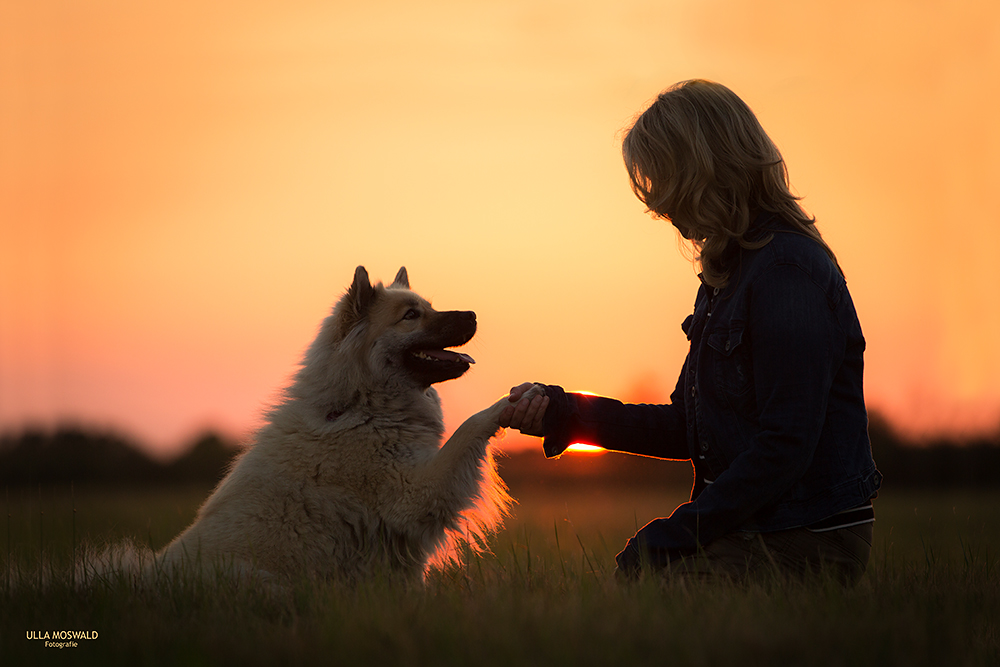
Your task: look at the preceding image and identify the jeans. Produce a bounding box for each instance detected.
[618,523,873,586]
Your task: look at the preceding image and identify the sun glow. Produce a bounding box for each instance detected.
[566,443,606,454]
[562,392,607,453]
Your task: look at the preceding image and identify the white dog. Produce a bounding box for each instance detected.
[156,266,536,583]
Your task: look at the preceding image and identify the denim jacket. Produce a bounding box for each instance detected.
[539,213,882,556]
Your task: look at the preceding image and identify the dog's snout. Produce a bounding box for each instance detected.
[443,310,475,324]
[437,310,476,341]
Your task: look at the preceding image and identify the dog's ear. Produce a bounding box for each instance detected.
[391,266,409,289]
[336,266,376,336]
[347,265,375,314]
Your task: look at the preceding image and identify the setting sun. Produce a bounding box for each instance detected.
[563,393,608,454]
[566,443,606,454]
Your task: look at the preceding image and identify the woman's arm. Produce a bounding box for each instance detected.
[500,362,691,460]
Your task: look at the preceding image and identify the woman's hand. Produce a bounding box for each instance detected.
[498,382,549,437]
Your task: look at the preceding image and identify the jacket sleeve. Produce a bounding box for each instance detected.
[538,361,690,460]
[620,263,845,558]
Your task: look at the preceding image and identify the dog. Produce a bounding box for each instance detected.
[155,266,536,583]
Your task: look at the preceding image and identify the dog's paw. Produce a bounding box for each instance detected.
[518,385,545,403]
[459,386,547,437]
[484,384,545,424]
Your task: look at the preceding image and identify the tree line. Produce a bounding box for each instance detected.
[0,427,240,488]
[1,413,999,489]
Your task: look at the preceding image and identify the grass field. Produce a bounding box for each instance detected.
[2,482,999,666]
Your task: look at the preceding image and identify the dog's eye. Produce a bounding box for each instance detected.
[402,309,420,321]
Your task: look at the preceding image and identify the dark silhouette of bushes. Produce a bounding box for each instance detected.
[867,413,1000,489]
[163,432,241,485]
[0,411,997,489]
[0,427,241,488]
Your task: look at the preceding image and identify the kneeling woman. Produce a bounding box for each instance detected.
[501,80,882,584]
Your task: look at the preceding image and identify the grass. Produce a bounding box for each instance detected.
[2,483,999,666]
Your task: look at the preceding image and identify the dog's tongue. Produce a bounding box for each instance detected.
[423,349,475,364]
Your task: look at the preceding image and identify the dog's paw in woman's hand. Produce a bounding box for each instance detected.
[497,383,548,436]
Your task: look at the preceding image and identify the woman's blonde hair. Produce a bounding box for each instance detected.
[622,79,839,288]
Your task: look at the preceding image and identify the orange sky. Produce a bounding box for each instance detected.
[2,0,999,458]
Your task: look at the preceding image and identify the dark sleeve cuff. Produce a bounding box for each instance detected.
[538,384,576,458]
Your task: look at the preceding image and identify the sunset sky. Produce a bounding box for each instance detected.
[2,0,998,459]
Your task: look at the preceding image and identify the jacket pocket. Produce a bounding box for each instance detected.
[681,314,694,340]
[707,325,752,398]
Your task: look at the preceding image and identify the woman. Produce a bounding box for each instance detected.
[500,80,882,584]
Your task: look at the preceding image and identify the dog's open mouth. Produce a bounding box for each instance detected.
[411,349,475,365]
[403,310,477,386]
[406,345,475,386]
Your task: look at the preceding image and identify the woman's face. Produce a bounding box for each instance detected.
[671,219,698,240]
[654,209,696,241]
[646,203,694,240]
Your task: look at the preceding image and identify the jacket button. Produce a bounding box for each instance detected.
[700,443,709,451]
[725,341,731,351]
[691,386,697,397]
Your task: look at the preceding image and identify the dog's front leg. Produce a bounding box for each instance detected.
[434,384,545,474]
[400,387,543,526]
